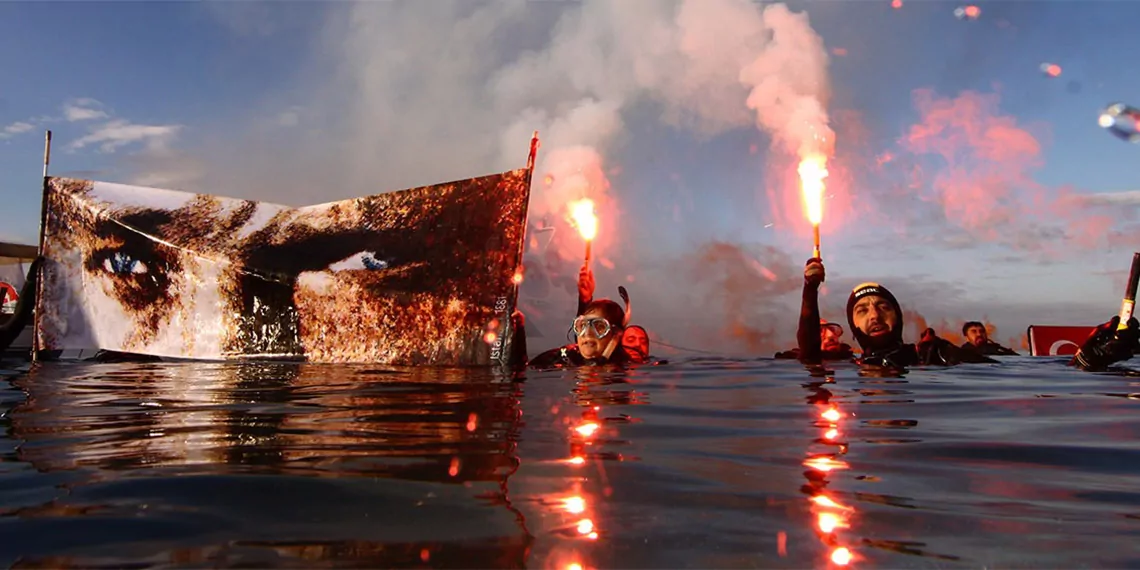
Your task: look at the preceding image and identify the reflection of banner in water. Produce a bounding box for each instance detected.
[34,170,530,365]
[7,363,532,567]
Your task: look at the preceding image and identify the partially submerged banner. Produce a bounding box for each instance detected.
[35,171,530,365]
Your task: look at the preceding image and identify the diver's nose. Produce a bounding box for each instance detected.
[865,304,881,321]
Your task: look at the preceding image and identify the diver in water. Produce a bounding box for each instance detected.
[1,257,44,356]
[775,319,853,360]
[508,261,650,369]
[794,257,996,367]
[959,321,1019,356]
[526,298,631,369]
[798,258,1140,371]
[621,325,651,364]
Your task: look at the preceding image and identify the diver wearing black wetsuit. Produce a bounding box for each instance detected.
[794,258,997,367]
[525,299,631,369]
[959,321,1019,356]
[776,259,854,361]
[796,257,1140,372]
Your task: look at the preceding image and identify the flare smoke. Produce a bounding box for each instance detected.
[134,0,837,353]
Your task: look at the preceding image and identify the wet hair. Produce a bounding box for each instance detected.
[581,299,626,335]
[845,282,904,351]
[962,321,985,335]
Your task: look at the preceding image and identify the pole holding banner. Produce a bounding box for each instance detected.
[526,130,539,174]
[43,130,52,178]
[33,130,52,362]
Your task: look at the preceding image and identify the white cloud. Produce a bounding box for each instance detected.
[0,121,35,138]
[63,98,108,122]
[1079,190,1140,206]
[67,119,182,153]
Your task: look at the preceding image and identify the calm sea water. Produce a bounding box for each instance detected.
[2,356,1140,568]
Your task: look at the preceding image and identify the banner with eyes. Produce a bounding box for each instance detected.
[35,170,531,365]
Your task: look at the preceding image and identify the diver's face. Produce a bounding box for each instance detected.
[852,295,898,339]
[965,325,988,346]
[622,327,649,361]
[574,311,618,359]
[820,323,843,351]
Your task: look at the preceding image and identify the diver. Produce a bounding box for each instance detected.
[621,325,651,364]
[794,257,997,367]
[572,262,653,364]
[526,298,632,369]
[775,317,854,360]
[1,257,44,355]
[959,321,1019,356]
[796,257,1140,372]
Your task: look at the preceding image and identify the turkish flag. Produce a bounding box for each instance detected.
[1027,325,1095,356]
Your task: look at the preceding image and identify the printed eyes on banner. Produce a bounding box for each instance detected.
[327,251,390,272]
[84,243,176,313]
[100,251,149,275]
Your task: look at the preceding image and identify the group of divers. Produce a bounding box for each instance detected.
[507,257,1140,374]
[1,255,1137,373]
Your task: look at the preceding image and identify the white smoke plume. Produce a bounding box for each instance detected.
[138,0,835,355]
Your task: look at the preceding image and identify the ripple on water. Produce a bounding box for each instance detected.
[1,357,1139,567]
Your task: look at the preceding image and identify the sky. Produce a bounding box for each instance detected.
[1,0,1138,355]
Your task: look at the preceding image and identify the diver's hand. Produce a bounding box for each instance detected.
[511,309,525,328]
[578,264,595,304]
[804,257,825,288]
[1071,316,1140,371]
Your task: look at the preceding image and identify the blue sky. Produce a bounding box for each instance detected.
[1,0,1138,352]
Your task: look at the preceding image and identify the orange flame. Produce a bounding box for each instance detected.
[798,154,828,226]
[831,547,853,565]
[568,199,598,241]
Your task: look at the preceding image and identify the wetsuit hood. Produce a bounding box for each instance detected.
[846,282,905,353]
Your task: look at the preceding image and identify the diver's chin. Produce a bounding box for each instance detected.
[578,341,600,359]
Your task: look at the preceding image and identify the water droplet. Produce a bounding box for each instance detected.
[1099,102,1140,143]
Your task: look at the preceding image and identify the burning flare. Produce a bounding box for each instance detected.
[569,199,598,241]
[798,154,828,227]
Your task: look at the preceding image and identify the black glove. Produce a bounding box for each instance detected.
[1072,316,1140,371]
[804,257,825,288]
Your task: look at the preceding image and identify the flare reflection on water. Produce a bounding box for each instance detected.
[5,357,1140,567]
[803,375,858,566]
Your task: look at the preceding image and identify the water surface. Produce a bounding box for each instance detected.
[2,356,1139,568]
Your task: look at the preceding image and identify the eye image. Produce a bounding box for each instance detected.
[35,170,530,365]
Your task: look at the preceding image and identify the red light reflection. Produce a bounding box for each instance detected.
[804,380,858,565]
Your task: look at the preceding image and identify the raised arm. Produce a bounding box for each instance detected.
[797,258,824,364]
[1070,316,1139,371]
[576,263,594,316]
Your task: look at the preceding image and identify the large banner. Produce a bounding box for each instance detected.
[35,170,530,365]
